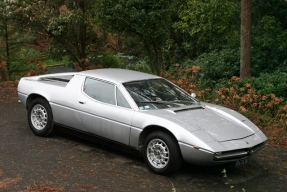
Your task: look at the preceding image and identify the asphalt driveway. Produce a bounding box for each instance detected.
[0,96,287,191]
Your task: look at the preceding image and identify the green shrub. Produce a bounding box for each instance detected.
[244,73,287,100]
[252,16,287,75]
[101,54,124,68]
[9,48,42,73]
[16,48,42,61]
[88,54,124,68]
[212,73,287,101]
[125,58,152,74]
[40,57,69,66]
[183,49,240,88]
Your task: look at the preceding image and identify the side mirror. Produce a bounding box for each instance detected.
[191,93,197,98]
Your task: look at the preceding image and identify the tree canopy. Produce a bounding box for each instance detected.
[0,0,287,80]
[16,0,101,67]
[175,0,238,55]
[97,0,175,74]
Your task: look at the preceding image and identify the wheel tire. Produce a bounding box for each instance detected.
[143,131,183,175]
[27,98,55,137]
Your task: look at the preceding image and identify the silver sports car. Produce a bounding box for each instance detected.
[18,68,267,174]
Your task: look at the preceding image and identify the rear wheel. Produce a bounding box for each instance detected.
[143,131,183,175]
[28,98,55,136]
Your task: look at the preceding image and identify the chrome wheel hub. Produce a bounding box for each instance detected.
[31,104,48,130]
[147,139,169,169]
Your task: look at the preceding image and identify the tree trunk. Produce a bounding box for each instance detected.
[4,22,10,71]
[240,0,252,80]
[0,60,9,81]
[1,22,10,81]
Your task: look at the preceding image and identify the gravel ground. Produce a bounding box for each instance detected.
[0,84,287,192]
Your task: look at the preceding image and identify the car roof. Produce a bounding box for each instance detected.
[79,68,161,84]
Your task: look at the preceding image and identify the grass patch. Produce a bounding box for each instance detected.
[40,57,69,66]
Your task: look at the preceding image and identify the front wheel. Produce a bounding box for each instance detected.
[28,98,55,137]
[143,131,183,175]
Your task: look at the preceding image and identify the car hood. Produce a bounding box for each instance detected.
[144,103,258,142]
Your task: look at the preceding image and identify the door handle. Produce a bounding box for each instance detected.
[78,100,86,104]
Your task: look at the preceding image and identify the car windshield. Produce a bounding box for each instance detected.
[123,78,197,110]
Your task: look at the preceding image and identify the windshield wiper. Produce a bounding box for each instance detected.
[138,100,169,104]
[138,100,196,105]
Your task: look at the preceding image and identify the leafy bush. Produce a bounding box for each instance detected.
[101,54,124,68]
[183,49,240,88]
[87,54,124,69]
[125,58,152,74]
[16,48,42,61]
[252,16,287,75]
[161,64,205,97]
[26,60,48,76]
[212,76,284,116]
[9,48,42,73]
[40,57,69,66]
[243,73,287,100]
[162,66,287,143]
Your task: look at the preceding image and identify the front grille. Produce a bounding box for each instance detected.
[214,142,266,161]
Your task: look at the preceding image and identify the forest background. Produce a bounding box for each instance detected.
[0,0,287,146]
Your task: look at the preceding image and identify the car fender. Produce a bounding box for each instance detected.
[130,111,215,152]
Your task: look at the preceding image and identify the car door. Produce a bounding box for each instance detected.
[76,77,134,145]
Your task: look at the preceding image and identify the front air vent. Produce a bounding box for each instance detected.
[214,142,266,161]
[174,106,204,113]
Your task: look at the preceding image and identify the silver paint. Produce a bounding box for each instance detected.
[18,68,268,166]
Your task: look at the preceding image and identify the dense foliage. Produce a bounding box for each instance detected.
[97,0,174,74]
[1,0,287,144]
[174,0,239,55]
[1,0,287,79]
[0,0,286,93]
[15,0,101,68]
[252,16,287,75]
[0,0,32,80]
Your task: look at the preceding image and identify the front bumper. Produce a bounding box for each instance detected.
[214,142,265,161]
[179,133,267,166]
